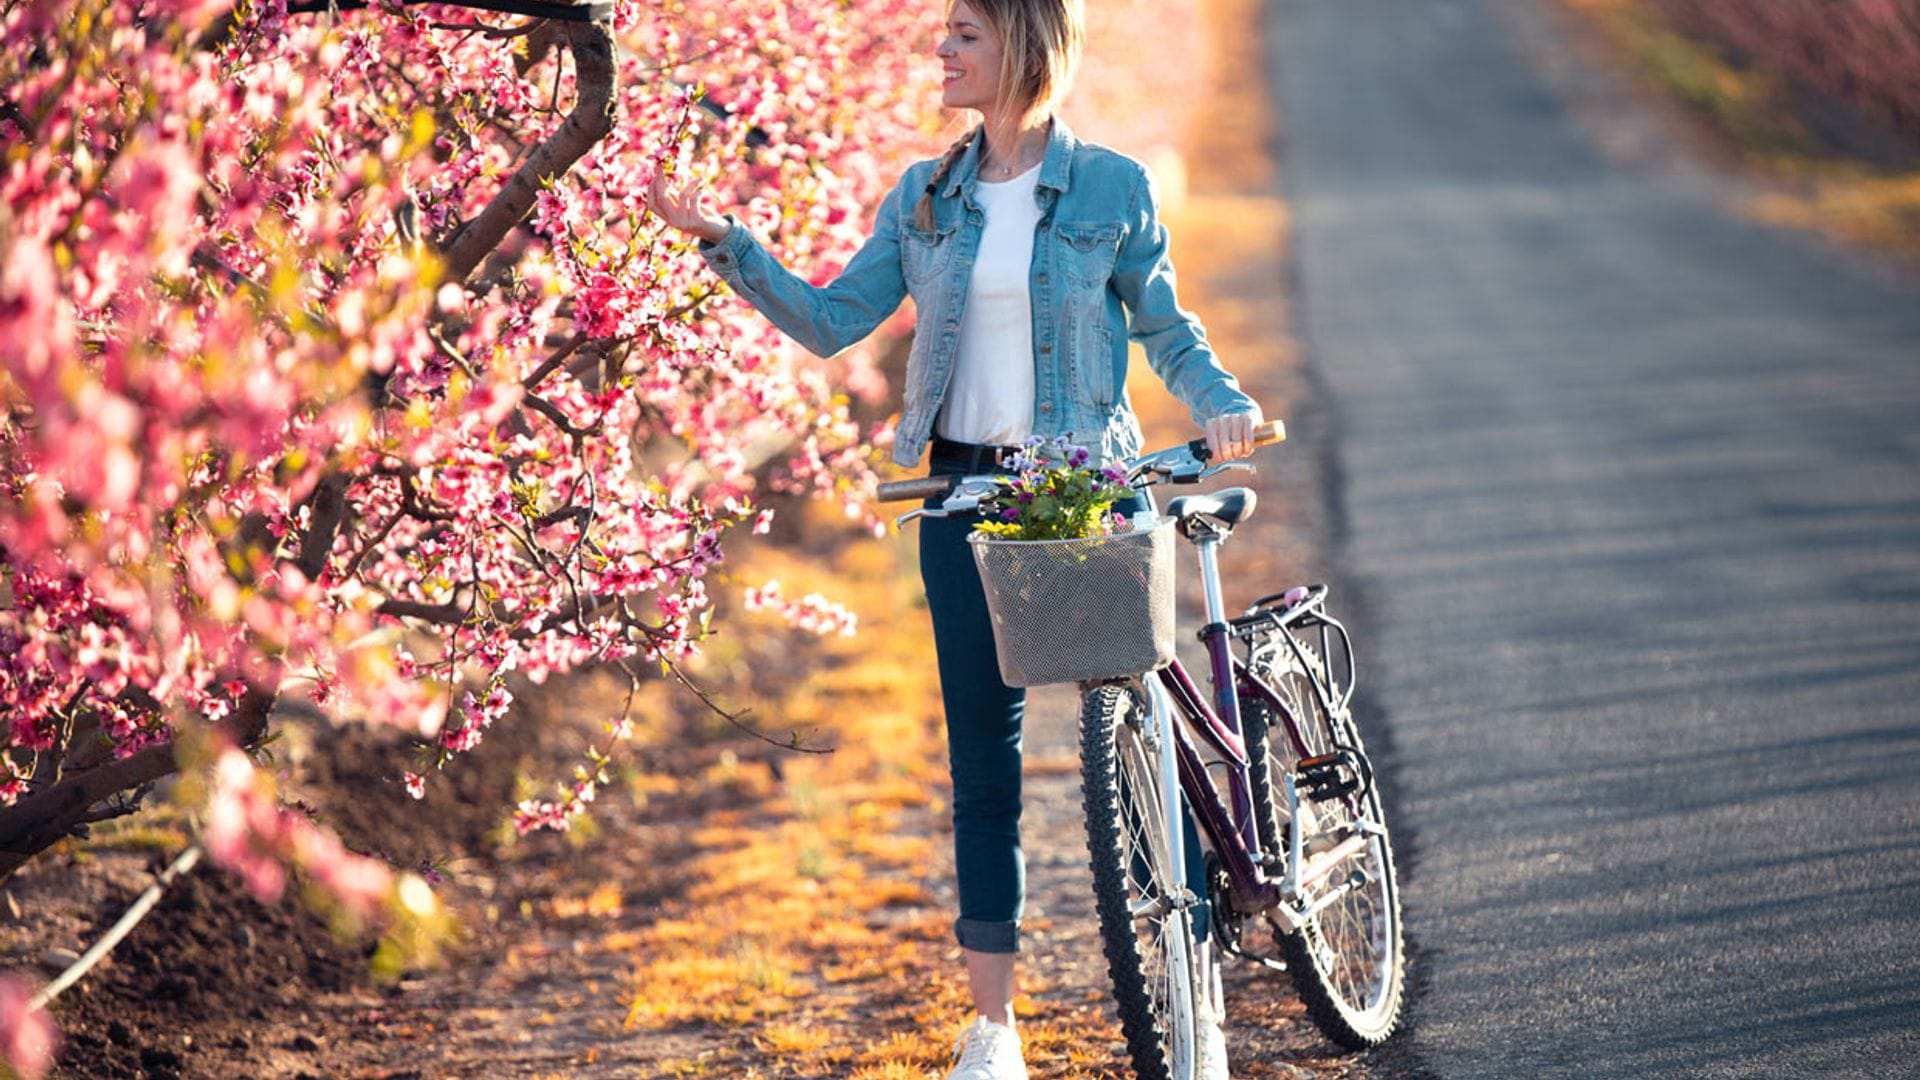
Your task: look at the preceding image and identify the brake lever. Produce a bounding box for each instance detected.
[896,492,984,528]
[1199,462,1256,480]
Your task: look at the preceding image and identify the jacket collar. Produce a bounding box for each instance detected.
[941,117,1078,199]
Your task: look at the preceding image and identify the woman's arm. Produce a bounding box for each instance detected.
[649,169,912,358]
[1109,165,1262,455]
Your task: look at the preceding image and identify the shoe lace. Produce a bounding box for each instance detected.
[954,1019,1012,1069]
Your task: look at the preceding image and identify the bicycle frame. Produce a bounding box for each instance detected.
[1136,522,1374,936]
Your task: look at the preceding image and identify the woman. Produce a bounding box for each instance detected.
[650,1,1260,1075]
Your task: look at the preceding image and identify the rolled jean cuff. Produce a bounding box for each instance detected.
[954,917,1020,954]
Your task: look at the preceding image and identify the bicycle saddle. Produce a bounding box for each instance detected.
[1167,487,1257,534]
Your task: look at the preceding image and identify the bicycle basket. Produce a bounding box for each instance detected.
[968,518,1178,687]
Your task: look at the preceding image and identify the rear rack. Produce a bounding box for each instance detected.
[1228,583,1357,716]
[1228,583,1330,638]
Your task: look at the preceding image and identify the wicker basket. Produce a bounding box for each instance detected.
[968,518,1178,687]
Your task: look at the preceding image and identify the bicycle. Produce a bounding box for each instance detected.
[879,422,1404,1078]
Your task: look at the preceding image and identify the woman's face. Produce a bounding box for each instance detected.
[936,0,1006,114]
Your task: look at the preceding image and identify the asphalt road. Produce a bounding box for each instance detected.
[1265,1,1920,1075]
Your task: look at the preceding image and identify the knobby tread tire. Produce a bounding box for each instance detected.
[1079,683,1185,1080]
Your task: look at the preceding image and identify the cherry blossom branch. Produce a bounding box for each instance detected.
[441,21,615,282]
[426,17,544,40]
[374,598,470,626]
[296,473,350,580]
[521,334,584,389]
[654,658,831,755]
[521,390,593,445]
[0,689,273,881]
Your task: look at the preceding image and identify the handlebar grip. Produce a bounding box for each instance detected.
[1189,417,1289,462]
[876,475,957,503]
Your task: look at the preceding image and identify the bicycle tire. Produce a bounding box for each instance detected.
[1080,681,1199,1080]
[1242,644,1405,1049]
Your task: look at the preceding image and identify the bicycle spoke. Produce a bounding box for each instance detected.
[1241,640,1405,1048]
[1082,682,1197,1080]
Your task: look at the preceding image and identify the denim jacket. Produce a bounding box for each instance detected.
[699,119,1255,467]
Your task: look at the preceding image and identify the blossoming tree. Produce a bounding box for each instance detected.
[1,0,935,898]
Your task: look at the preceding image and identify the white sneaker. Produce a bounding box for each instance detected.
[1196,1007,1230,1080]
[947,1015,1027,1080]
[1196,952,1231,1079]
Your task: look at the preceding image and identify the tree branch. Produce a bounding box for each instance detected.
[296,472,350,580]
[0,688,275,882]
[375,598,469,626]
[440,20,616,283]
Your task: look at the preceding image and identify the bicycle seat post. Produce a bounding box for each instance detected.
[1186,522,1248,742]
[1191,526,1229,629]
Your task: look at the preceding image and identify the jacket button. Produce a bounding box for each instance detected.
[1039,343,1052,354]
[1040,403,1054,413]
[1036,273,1049,285]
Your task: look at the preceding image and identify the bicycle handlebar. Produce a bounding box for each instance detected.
[875,419,1287,506]
[874,474,961,502]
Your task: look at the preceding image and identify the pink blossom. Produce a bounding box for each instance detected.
[0,976,57,1080]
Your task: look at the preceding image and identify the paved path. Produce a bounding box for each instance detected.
[1267,1,1920,1075]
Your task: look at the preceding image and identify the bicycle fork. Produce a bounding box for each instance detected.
[1142,675,1199,1080]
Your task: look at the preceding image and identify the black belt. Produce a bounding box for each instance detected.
[930,437,1022,472]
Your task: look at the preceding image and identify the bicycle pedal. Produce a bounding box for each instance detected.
[1294,752,1361,801]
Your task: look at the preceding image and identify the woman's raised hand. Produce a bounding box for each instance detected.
[646,168,732,246]
[1204,405,1265,462]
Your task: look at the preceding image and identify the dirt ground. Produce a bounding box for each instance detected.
[9,0,1391,1074]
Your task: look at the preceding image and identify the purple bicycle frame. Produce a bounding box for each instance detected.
[1149,619,1312,916]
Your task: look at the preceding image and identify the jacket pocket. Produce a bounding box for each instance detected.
[1056,223,1122,288]
[901,226,955,290]
[1056,224,1121,407]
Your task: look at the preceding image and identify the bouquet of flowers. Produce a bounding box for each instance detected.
[971,436,1134,541]
[965,437,1174,685]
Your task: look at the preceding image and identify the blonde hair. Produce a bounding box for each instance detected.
[914,0,1085,231]
[967,0,1085,130]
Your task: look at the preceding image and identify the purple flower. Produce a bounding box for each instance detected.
[1068,447,1090,467]
[1000,507,1020,521]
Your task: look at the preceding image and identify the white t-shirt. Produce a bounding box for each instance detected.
[936,164,1043,446]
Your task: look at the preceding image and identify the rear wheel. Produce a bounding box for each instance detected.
[1242,644,1405,1049]
[1080,681,1198,1080]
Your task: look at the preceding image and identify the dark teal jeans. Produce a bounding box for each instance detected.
[918,453,1209,954]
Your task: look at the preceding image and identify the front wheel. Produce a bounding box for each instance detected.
[1243,646,1405,1049]
[1080,681,1198,1080]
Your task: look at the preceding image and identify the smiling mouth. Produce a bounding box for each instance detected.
[944,69,964,83]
